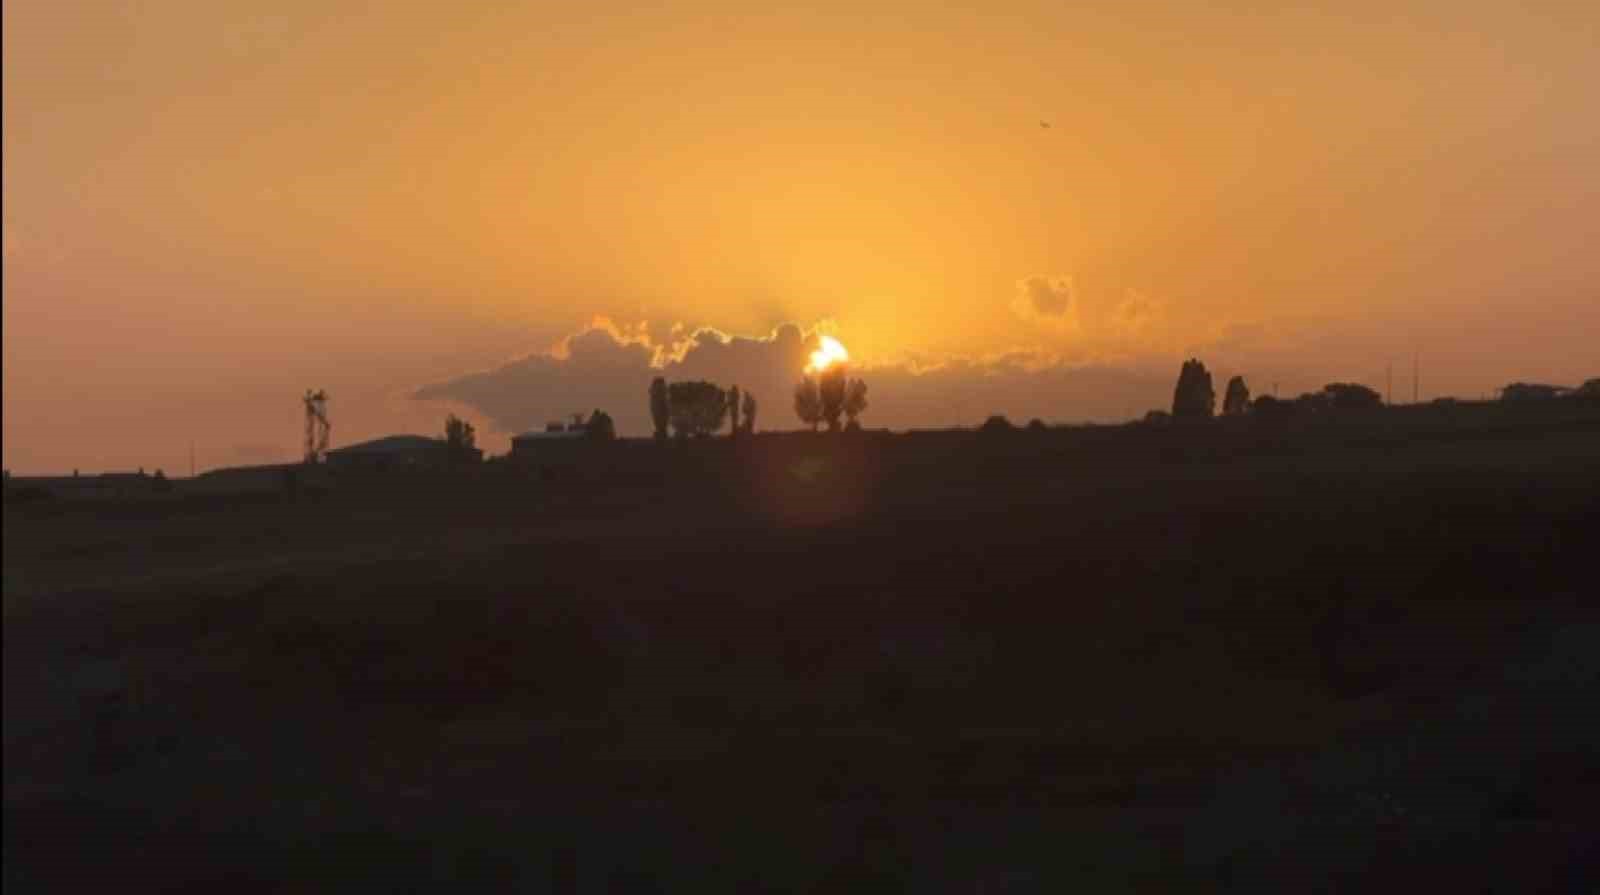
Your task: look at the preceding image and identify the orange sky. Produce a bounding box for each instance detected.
[5,1,1597,473]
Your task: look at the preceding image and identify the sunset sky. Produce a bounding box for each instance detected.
[5,1,1597,473]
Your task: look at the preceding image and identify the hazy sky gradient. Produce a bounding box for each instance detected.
[5,1,1597,472]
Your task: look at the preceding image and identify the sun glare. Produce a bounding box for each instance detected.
[806,336,850,374]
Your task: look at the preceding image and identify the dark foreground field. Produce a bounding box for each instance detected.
[6,404,1600,891]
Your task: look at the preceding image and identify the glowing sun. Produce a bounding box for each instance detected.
[806,336,850,374]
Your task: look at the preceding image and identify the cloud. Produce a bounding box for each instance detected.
[1082,288,1190,361]
[1024,284,1226,365]
[1111,289,1159,333]
[1019,276,1074,317]
[420,294,1527,441]
[413,318,815,438]
[413,317,1176,440]
[1005,278,1193,364]
[1013,273,1078,319]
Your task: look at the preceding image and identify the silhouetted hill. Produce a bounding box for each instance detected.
[6,398,1598,890]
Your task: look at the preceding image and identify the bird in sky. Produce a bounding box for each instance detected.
[1039,120,1050,128]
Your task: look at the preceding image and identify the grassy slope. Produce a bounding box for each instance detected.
[5,402,1599,891]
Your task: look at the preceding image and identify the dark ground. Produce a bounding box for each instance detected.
[5,401,1599,891]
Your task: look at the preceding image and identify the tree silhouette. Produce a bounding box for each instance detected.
[727,385,742,437]
[819,365,848,432]
[741,392,758,433]
[649,377,670,441]
[1172,359,1216,420]
[1222,376,1251,415]
[979,414,1016,433]
[1251,394,1292,422]
[843,378,868,428]
[1295,391,1332,414]
[1323,382,1382,410]
[794,377,822,431]
[1500,382,1566,402]
[667,380,727,437]
[445,414,477,463]
[585,409,616,441]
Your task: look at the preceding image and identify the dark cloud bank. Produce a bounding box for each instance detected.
[414,320,1174,438]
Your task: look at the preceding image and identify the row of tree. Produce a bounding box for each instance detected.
[648,378,758,439]
[1168,358,1385,421]
[793,366,868,432]
[469,359,1593,453]
[644,366,873,439]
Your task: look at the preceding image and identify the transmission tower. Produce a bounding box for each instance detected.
[303,389,331,463]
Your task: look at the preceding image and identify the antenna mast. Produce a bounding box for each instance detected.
[303,390,331,464]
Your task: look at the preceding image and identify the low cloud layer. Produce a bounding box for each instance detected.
[1007,277,1200,362]
[414,317,1176,440]
[414,295,1564,446]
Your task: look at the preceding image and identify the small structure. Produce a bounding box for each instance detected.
[190,463,323,496]
[1500,383,1569,402]
[324,435,452,470]
[5,471,165,501]
[510,427,586,462]
[303,389,331,463]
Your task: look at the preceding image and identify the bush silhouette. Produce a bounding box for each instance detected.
[1322,383,1383,410]
[1500,382,1566,402]
[445,415,478,463]
[585,409,616,441]
[1295,391,1331,414]
[1251,394,1292,423]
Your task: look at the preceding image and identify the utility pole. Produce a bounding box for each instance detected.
[190,441,196,478]
[1413,350,1419,404]
[1386,363,1393,406]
